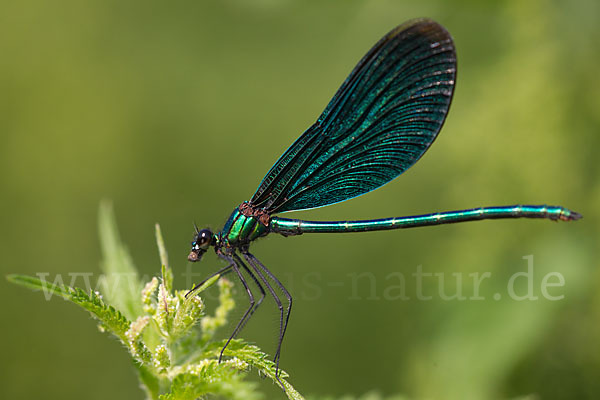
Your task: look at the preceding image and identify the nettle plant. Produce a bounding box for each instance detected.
[8,203,303,400]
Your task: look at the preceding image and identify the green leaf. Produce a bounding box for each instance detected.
[170,292,204,340]
[160,363,261,400]
[198,340,304,400]
[98,200,143,320]
[135,362,163,400]
[155,223,170,269]
[155,223,173,293]
[9,201,306,399]
[185,273,220,299]
[7,273,152,364]
[7,274,71,299]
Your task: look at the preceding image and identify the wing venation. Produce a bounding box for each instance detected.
[251,19,457,213]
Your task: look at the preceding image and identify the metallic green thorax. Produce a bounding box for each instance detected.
[218,206,269,248]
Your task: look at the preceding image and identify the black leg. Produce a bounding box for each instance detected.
[242,252,292,379]
[185,261,234,298]
[186,255,266,357]
[245,252,293,366]
[236,257,266,330]
[219,256,256,363]
[228,253,268,336]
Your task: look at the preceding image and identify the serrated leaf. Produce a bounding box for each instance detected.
[160,365,261,400]
[7,274,71,299]
[171,292,204,340]
[7,273,151,364]
[9,201,306,399]
[197,340,304,400]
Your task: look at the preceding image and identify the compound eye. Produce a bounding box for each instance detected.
[196,229,213,249]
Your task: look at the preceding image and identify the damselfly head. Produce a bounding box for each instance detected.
[188,228,214,262]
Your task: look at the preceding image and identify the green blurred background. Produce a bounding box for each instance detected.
[1,0,598,399]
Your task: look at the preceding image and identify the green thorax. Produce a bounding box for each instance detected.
[218,205,269,248]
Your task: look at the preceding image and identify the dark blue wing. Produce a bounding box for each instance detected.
[251,19,456,213]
